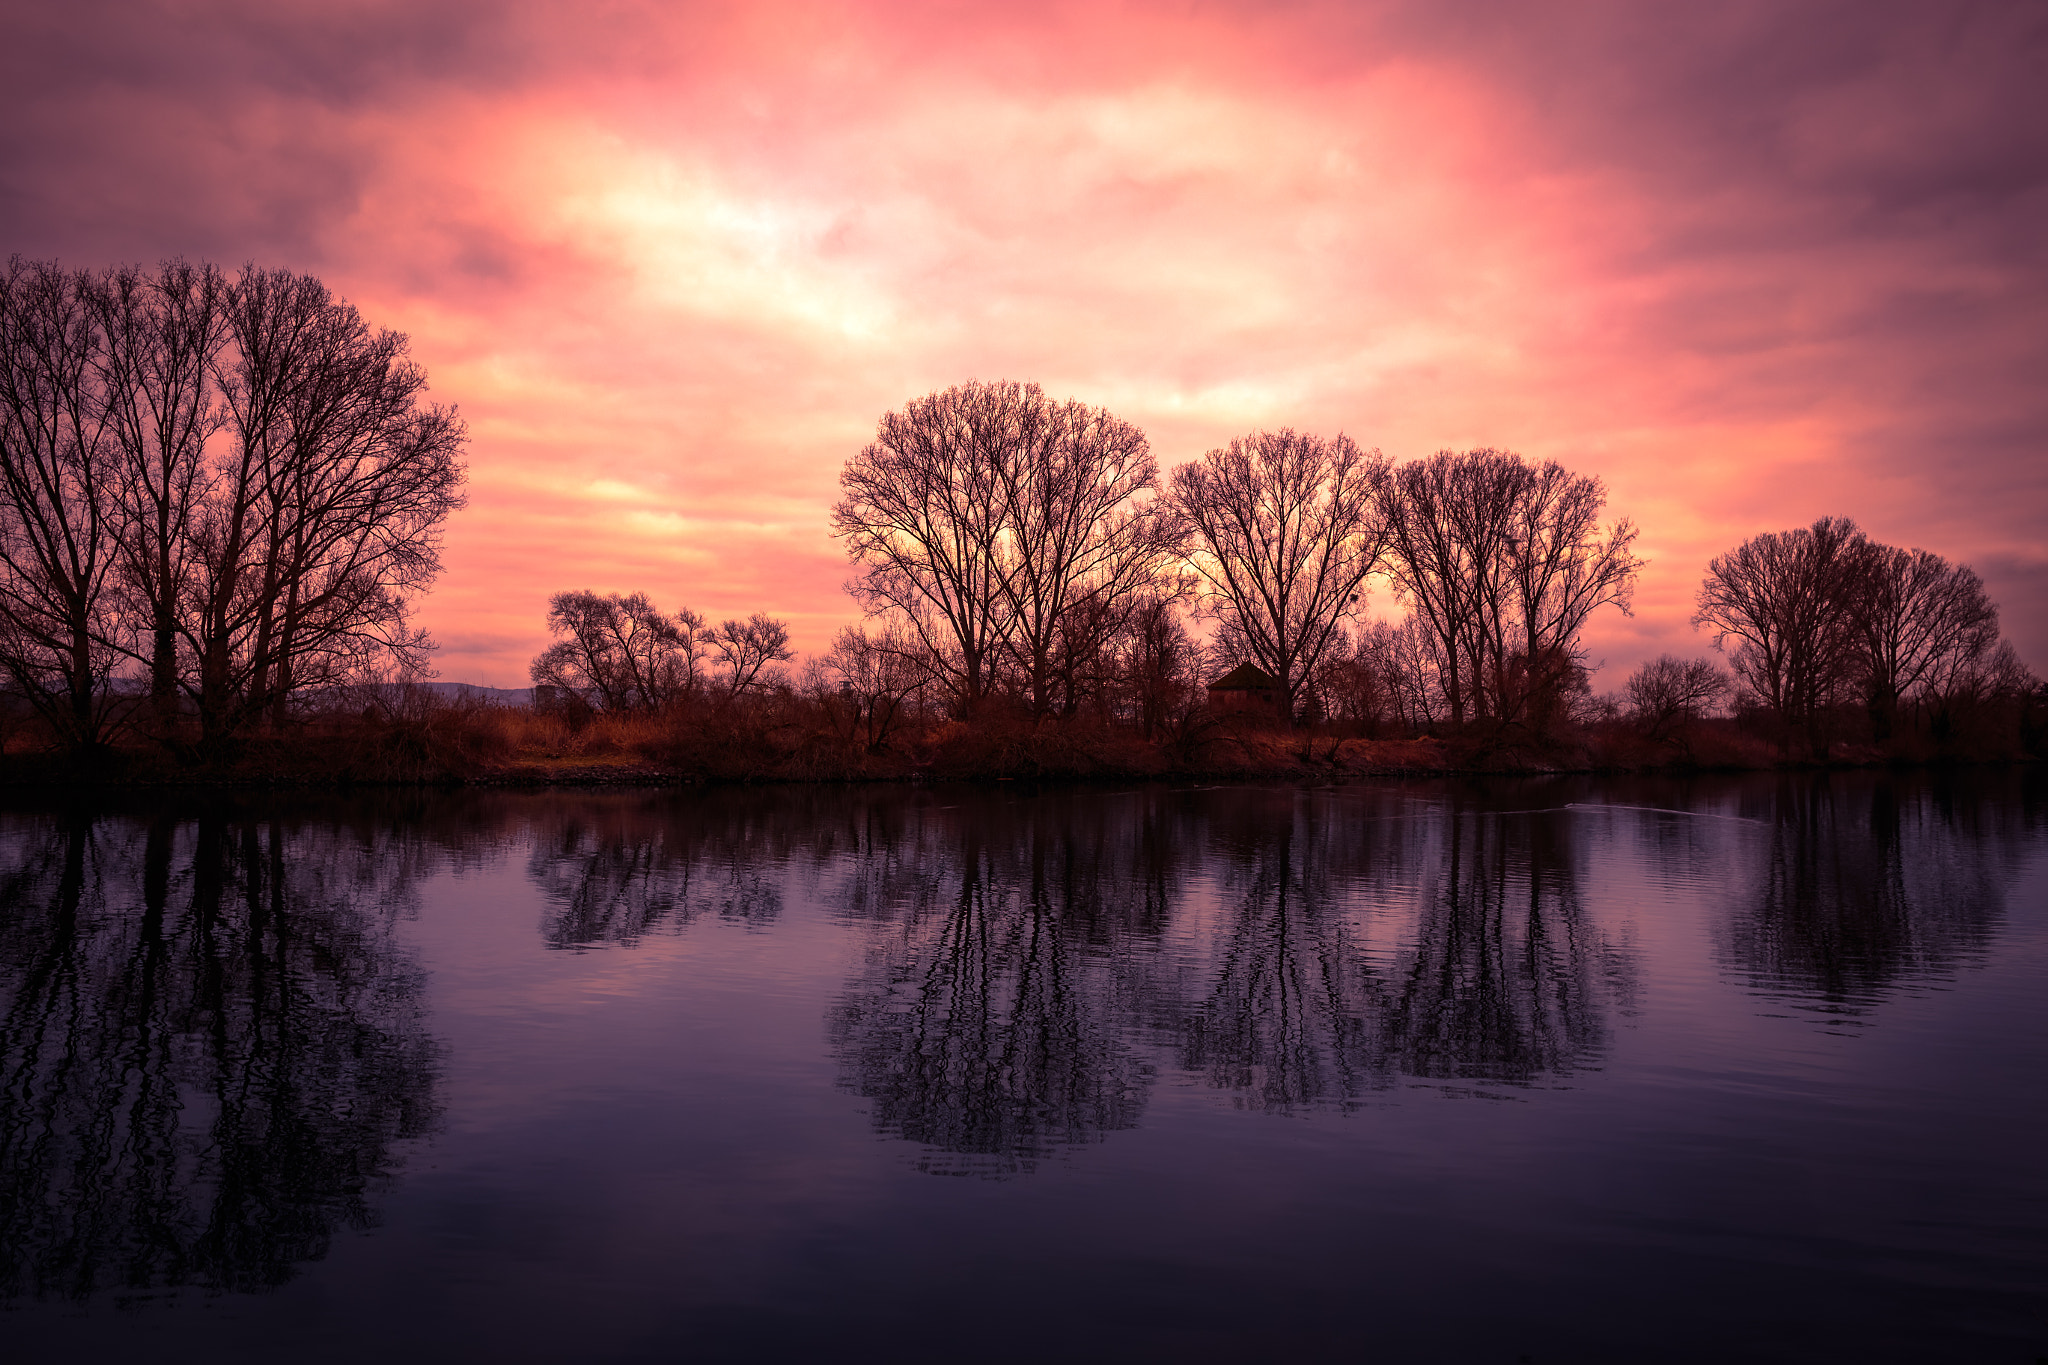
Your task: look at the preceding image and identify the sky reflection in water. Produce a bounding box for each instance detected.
[1,773,2043,1363]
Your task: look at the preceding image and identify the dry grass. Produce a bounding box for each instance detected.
[1,685,2038,786]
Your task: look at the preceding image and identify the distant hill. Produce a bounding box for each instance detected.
[420,682,534,706]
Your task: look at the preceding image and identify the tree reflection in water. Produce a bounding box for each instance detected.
[829,792,1180,1174]
[1721,773,2033,1010]
[525,794,787,947]
[0,805,440,1301]
[829,787,1635,1166]
[1180,791,1626,1111]
[1177,796,1385,1110]
[1363,803,1622,1084]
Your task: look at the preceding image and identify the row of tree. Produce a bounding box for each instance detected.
[0,258,467,754]
[827,380,1641,734]
[7,296,2029,766]
[824,382,2032,752]
[526,589,794,709]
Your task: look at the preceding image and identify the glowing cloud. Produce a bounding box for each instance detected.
[3,0,2041,684]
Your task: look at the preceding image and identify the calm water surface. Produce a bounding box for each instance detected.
[2,773,2044,1363]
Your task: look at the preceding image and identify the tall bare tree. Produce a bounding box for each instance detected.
[987,394,1181,719]
[89,261,226,720]
[1167,429,1391,724]
[186,268,324,744]
[0,259,125,748]
[1504,460,1641,723]
[1693,516,1867,757]
[1112,592,1197,740]
[1851,544,1999,739]
[0,258,466,757]
[1378,449,1522,726]
[255,293,465,725]
[1349,615,1447,733]
[188,268,465,748]
[833,382,1014,710]
[1379,448,1635,732]
[835,380,1179,719]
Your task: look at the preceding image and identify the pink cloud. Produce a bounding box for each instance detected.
[4,1,2042,686]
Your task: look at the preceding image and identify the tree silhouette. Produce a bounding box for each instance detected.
[0,261,126,748]
[1381,449,1638,732]
[0,259,468,754]
[834,381,1178,717]
[1693,516,1868,757]
[1850,544,1999,741]
[707,611,794,699]
[91,261,227,722]
[1625,654,1731,747]
[828,792,1180,1172]
[524,793,786,949]
[813,622,936,752]
[1719,774,2018,1007]
[1167,429,1390,725]
[0,805,440,1301]
[530,589,704,711]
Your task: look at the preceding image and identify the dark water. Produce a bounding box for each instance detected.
[2,773,2044,1363]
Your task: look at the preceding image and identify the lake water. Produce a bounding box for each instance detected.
[2,773,2044,1363]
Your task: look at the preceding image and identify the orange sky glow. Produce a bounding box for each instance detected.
[6,1,2044,687]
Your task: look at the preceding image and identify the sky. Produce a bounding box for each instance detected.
[3,0,2043,688]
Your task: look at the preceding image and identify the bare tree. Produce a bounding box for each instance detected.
[0,259,125,748]
[834,380,1180,720]
[1045,589,1118,720]
[1504,460,1641,724]
[1357,614,1447,733]
[1625,654,1730,744]
[1111,593,1198,740]
[1167,429,1391,725]
[186,268,465,749]
[89,261,226,723]
[1380,449,1638,732]
[987,394,1182,719]
[0,258,466,758]
[1851,544,1999,739]
[1693,516,1867,758]
[530,590,701,710]
[709,612,794,698]
[821,621,934,751]
[1307,629,1386,735]
[185,268,326,744]
[832,383,1014,710]
[1378,449,1521,726]
[253,293,466,726]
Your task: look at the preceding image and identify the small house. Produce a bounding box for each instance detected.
[1207,663,1281,716]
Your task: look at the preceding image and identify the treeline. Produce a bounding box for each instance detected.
[527,591,794,709]
[4,315,2037,776]
[524,379,2038,771]
[545,382,1649,756]
[0,257,467,757]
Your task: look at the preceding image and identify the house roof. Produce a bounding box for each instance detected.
[1208,663,1280,691]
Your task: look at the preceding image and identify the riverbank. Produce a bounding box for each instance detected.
[2,699,2038,788]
